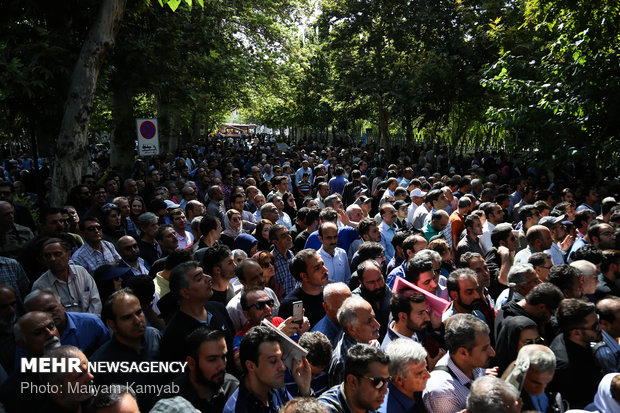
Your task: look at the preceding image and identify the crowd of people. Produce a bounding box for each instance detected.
[0,134,619,413]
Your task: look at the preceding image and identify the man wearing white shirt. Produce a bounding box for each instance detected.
[407,188,427,227]
[318,222,351,284]
[479,202,505,253]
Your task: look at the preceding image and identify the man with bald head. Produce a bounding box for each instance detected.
[514,225,553,265]
[594,296,620,373]
[24,290,109,355]
[311,282,352,347]
[117,235,149,275]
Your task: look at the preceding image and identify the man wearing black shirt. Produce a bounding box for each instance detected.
[279,249,328,328]
[202,244,237,305]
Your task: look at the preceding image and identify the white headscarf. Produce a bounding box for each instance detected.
[585,373,620,413]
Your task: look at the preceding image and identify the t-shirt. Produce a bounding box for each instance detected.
[279,286,325,328]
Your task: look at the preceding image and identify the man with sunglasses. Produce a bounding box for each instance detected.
[33,238,102,314]
[71,216,121,276]
[549,298,603,409]
[319,344,390,413]
[116,235,149,276]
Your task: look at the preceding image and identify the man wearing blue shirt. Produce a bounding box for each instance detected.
[379,339,430,413]
[312,282,351,347]
[223,325,311,413]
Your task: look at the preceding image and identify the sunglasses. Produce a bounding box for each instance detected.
[85,225,102,231]
[251,299,274,310]
[261,261,275,268]
[359,375,392,390]
[577,321,600,332]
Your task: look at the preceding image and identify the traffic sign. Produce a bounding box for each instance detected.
[136,119,160,156]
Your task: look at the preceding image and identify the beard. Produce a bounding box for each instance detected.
[194,366,225,389]
[363,285,386,302]
[458,297,483,312]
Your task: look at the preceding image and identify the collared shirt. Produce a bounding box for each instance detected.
[422,353,484,413]
[319,384,370,413]
[381,320,419,350]
[226,287,280,332]
[514,246,535,265]
[119,257,149,276]
[311,315,342,348]
[154,272,170,299]
[594,330,620,374]
[277,212,292,230]
[61,311,110,354]
[71,240,121,275]
[273,248,296,295]
[0,256,30,303]
[386,261,406,289]
[0,224,34,259]
[223,378,292,413]
[412,204,430,231]
[32,264,102,314]
[328,175,348,195]
[319,246,351,284]
[379,221,396,261]
[378,384,423,413]
[455,235,484,263]
[546,242,565,265]
[175,229,194,249]
[479,221,495,252]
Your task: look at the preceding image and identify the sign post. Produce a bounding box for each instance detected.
[136,119,160,156]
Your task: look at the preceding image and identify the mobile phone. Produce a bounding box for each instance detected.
[292,301,303,325]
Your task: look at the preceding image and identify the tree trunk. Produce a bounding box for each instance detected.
[51,0,127,206]
[110,83,134,178]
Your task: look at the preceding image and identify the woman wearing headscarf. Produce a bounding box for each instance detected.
[495,315,542,376]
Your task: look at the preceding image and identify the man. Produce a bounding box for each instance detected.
[514,344,561,412]
[294,208,320,253]
[270,224,296,295]
[315,182,329,209]
[479,202,504,252]
[596,250,620,300]
[92,384,140,413]
[423,210,449,243]
[24,290,109,355]
[328,167,348,195]
[393,200,410,230]
[202,244,237,305]
[386,235,428,289]
[179,185,198,211]
[422,314,495,413]
[116,235,149,276]
[382,290,432,351]
[466,376,519,413]
[342,169,364,207]
[514,224,554,265]
[0,182,35,230]
[511,186,536,224]
[493,263,541,310]
[186,200,206,230]
[515,205,540,252]
[271,194,292,229]
[226,259,280,332]
[348,217,381,259]
[230,192,256,232]
[206,185,225,222]
[379,203,398,261]
[136,212,162,267]
[318,222,351,284]
[595,296,620,373]
[377,339,430,413]
[169,208,194,248]
[71,216,121,275]
[496,282,564,344]
[155,224,179,259]
[406,188,427,228]
[353,260,392,341]
[280,249,329,328]
[33,238,101,314]
[172,327,239,413]
[547,263,583,299]
[528,251,553,282]
[84,185,108,219]
[484,223,517,298]
[549,298,604,408]
[112,196,138,237]
[328,296,381,386]
[449,197,472,250]
[0,200,34,259]
[223,326,311,413]
[577,187,599,213]
[161,262,234,363]
[442,269,483,322]
[539,215,570,265]
[319,344,390,413]
[295,160,313,190]
[192,215,223,254]
[312,282,352,347]
[90,289,166,411]
[455,215,484,263]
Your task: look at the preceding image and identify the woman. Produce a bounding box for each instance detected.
[101,203,124,246]
[495,316,542,376]
[282,192,297,222]
[252,219,273,252]
[129,196,146,225]
[220,209,244,249]
[428,239,456,277]
[256,250,286,302]
[93,265,131,304]
[233,233,258,257]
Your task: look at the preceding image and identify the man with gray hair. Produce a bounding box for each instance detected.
[466,375,519,413]
[516,344,562,412]
[311,282,352,347]
[378,339,430,413]
[494,263,541,310]
[328,295,381,386]
[423,314,496,413]
[136,212,163,266]
[570,259,599,297]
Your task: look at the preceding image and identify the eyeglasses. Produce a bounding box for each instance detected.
[523,337,545,345]
[85,225,102,232]
[250,299,274,310]
[359,375,392,390]
[261,261,275,268]
[434,268,442,275]
[577,321,600,331]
